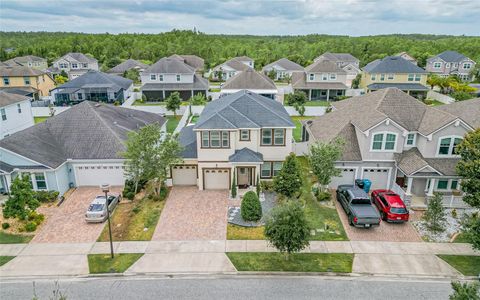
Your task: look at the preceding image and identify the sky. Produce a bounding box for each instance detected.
[1,0,479,36]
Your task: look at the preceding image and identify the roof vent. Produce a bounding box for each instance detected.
[306,120,313,125]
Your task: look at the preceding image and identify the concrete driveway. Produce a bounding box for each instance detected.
[152,187,228,240]
[32,186,123,243]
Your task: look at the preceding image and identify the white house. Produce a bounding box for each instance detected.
[0,91,34,139]
[262,58,304,81]
[51,53,99,80]
[211,56,254,81]
[221,69,278,100]
[314,52,361,87]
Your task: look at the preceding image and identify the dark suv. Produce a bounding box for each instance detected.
[336,185,381,228]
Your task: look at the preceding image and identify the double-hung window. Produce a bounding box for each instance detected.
[272,162,283,176]
[201,131,209,148]
[380,74,385,81]
[3,78,9,86]
[408,74,414,81]
[433,62,442,68]
[438,137,462,156]
[322,73,328,81]
[309,73,314,81]
[329,73,337,80]
[82,63,88,68]
[414,74,421,81]
[210,131,220,147]
[463,63,471,69]
[24,76,30,85]
[34,173,47,190]
[261,129,284,146]
[159,75,164,81]
[261,161,283,178]
[372,133,396,151]
[176,74,181,82]
[437,180,448,190]
[71,63,78,69]
[261,129,272,145]
[240,129,250,141]
[150,74,156,80]
[371,74,376,80]
[405,133,415,146]
[201,131,229,148]
[388,74,394,80]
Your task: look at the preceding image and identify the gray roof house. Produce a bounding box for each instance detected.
[315,52,360,68]
[303,87,479,207]
[173,90,294,190]
[3,55,48,70]
[106,59,149,76]
[51,70,133,105]
[168,54,205,71]
[0,101,165,194]
[426,51,476,81]
[211,56,255,81]
[221,68,278,99]
[262,58,304,81]
[51,52,99,80]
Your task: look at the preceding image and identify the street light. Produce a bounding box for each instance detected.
[101,183,114,259]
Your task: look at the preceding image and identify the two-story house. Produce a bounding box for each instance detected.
[360,56,429,99]
[0,91,34,139]
[396,52,418,66]
[3,55,48,71]
[314,52,361,87]
[168,54,205,73]
[171,90,295,190]
[291,59,348,101]
[220,68,278,99]
[302,88,480,206]
[0,66,55,99]
[261,58,304,81]
[51,70,133,105]
[106,59,149,77]
[141,57,208,101]
[51,53,99,80]
[211,56,254,81]
[426,51,476,81]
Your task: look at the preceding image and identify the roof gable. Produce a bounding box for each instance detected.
[363,56,426,73]
[0,90,31,107]
[222,68,276,90]
[305,59,346,73]
[144,57,195,74]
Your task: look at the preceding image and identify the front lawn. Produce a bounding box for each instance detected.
[438,255,480,276]
[209,88,221,92]
[304,101,330,107]
[34,116,49,124]
[227,224,265,240]
[0,256,15,266]
[88,253,143,274]
[166,116,181,133]
[132,100,189,106]
[291,116,313,142]
[0,232,33,244]
[227,252,353,273]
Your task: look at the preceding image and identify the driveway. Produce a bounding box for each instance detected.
[334,200,422,242]
[152,187,228,240]
[32,186,123,243]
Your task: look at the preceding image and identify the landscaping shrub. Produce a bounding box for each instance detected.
[260,180,274,192]
[133,88,140,92]
[2,222,10,230]
[24,222,37,232]
[132,206,140,214]
[423,192,447,232]
[35,190,59,203]
[316,191,331,202]
[27,211,45,226]
[241,191,262,222]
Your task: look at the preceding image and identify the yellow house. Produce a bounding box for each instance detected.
[0,66,55,99]
[360,56,429,99]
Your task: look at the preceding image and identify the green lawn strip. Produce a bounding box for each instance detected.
[227,224,265,240]
[190,115,199,124]
[437,255,480,276]
[166,116,182,133]
[88,253,143,274]
[0,256,15,267]
[304,101,330,107]
[0,232,33,244]
[227,252,353,273]
[34,116,49,124]
[291,116,313,142]
[209,88,221,92]
[133,100,189,106]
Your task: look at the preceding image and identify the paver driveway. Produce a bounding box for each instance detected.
[32,186,123,243]
[153,187,228,240]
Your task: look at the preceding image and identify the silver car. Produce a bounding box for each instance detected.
[85,194,121,223]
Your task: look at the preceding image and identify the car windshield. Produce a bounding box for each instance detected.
[390,207,407,214]
[88,204,105,212]
[351,198,371,205]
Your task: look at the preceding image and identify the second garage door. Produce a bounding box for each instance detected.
[362,168,390,190]
[204,169,230,190]
[172,165,197,186]
[75,164,125,186]
[330,168,356,189]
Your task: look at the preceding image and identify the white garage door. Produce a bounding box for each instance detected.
[362,168,390,190]
[172,165,197,186]
[75,164,125,186]
[204,169,230,190]
[330,168,356,189]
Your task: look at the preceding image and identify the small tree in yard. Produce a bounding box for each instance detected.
[166,91,181,116]
[190,93,207,105]
[231,172,237,199]
[273,153,302,198]
[286,90,307,107]
[265,201,310,259]
[256,174,261,197]
[423,192,447,232]
[241,191,262,222]
[309,138,344,192]
[3,175,40,220]
[449,281,480,300]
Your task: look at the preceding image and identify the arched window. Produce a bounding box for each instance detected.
[438,136,462,156]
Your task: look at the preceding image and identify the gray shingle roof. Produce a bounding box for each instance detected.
[178,125,197,159]
[141,74,208,91]
[62,53,97,63]
[367,83,429,91]
[0,90,31,107]
[0,101,165,168]
[434,51,467,63]
[4,55,46,65]
[194,90,294,130]
[215,58,252,72]
[222,68,276,90]
[107,59,149,74]
[394,148,459,176]
[54,70,133,91]
[229,148,263,163]
[144,57,195,74]
[0,86,37,97]
[262,58,304,72]
[0,66,45,77]
[168,54,204,70]
[316,52,359,63]
[305,59,346,73]
[436,97,480,129]
[363,56,426,73]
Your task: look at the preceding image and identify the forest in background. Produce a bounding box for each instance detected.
[1,30,479,69]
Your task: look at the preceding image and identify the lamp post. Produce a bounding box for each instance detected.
[101,183,114,259]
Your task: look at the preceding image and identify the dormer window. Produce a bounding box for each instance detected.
[415,74,421,81]
[176,74,181,81]
[405,133,416,146]
[380,74,385,81]
[463,63,471,69]
[240,130,250,141]
[82,63,88,68]
[388,74,394,80]
[309,73,314,81]
[322,73,328,81]
[438,137,462,156]
[408,74,414,81]
[71,63,78,69]
[329,73,337,80]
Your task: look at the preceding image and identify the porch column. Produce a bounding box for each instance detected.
[191,90,194,98]
[427,178,435,196]
[406,177,413,195]
[308,89,312,101]
[326,89,330,101]
[162,90,166,100]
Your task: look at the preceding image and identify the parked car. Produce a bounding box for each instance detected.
[371,189,409,223]
[85,193,121,223]
[336,185,381,228]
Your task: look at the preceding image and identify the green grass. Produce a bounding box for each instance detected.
[34,116,49,124]
[438,255,480,276]
[227,224,265,240]
[209,88,221,92]
[453,233,470,243]
[0,256,15,266]
[190,115,200,124]
[88,253,143,274]
[0,232,33,244]
[133,100,189,106]
[291,116,313,142]
[166,116,182,133]
[304,101,330,107]
[227,252,353,273]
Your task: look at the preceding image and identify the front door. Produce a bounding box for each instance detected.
[237,167,249,186]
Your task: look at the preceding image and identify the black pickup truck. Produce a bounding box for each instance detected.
[336,185,381,228]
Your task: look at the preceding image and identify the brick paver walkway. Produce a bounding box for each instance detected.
[335,200,422,242]
[153,187,228,240]
[32,186,123,243]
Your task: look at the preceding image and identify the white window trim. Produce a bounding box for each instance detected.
[370,131,398,152]
[433,62,442,69]
[434,178,461,192]
[404,133,416,146]
[436,135,463,157]
[463,63,471,69]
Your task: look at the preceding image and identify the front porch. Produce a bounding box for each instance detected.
[300,88,346,101]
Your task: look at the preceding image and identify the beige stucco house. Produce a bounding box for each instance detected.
[0,66,55,99]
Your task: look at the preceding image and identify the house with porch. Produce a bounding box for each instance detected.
[291,59,348,101]
[426,51,476,81]
[211,56,254,81]
[51,70,133,105]
[171,90,294,190]
[51,53,99,80]
[0,91,34,139]
[3,55,48,71]
[360,56,429,99]
[141,57,208,101]
[220,69,278,100]
[301,88,479,207]
[0,66,55,99]
[261,58,304,81]
[314,52,361,87]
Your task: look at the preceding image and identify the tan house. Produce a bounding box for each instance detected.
[3,55,48,71]
[0,66,55,99]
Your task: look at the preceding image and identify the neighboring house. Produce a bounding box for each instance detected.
[0,66,55,99]
[3,55,48,70]
[168,54,205,72]
[0,91,34,139]
[51,70,133,105]
[302,88,480,206]
[0,101,165,195]
[261,58,304,81]
[314,52,361,87]
[106,59,149,76]
[291,59,348,101]
[51,53,99,80]
[426,51,476,81]
[141,57,208,101]
[360,56,429,99]
[211,56,254,80]
[396,52,418,65]
[220,68,278,99]
[171,90,294,190]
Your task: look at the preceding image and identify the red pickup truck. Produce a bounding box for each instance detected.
[371,189,409,223]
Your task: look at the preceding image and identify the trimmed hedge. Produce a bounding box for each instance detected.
[241,191,262,222]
